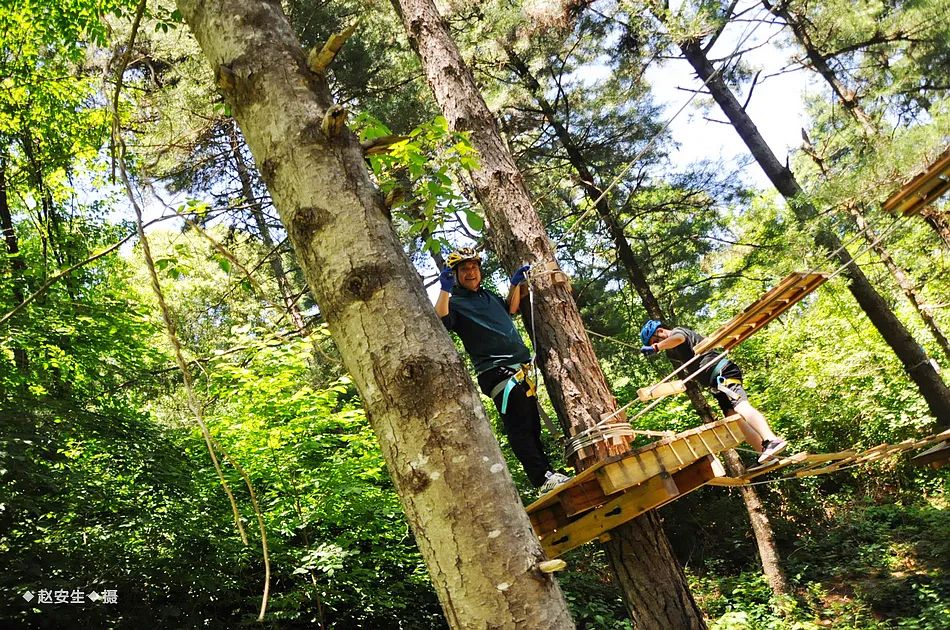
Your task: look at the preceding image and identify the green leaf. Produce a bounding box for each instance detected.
[464,209,484,231]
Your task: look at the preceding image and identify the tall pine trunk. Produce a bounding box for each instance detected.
[174,1,574,627]
[668,32,950,428]
[392,1,706,626]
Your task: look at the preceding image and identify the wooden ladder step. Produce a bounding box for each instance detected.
[694,272,829,353]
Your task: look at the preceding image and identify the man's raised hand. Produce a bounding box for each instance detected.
[510,264,531,286]
[439,267,456,291]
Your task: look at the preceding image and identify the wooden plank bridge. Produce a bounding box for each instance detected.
[527,420,949,559]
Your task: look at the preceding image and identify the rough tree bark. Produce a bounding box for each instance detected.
[392,1,706,627]
[505,45,791,596]
[665,28,950,428]
[174,1,574,627]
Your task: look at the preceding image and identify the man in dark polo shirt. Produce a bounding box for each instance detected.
[435,247,570,493]
[640,320,788,464]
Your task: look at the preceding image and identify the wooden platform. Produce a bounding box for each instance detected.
[882,146,950,217]
[526,418,744,558]
[911,441,950,468]
[694,272,829,354]
[707,429,950,486]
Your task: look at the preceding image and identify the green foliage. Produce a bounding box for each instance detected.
[678,500,950,629]
[194,335,444,627]
[357,112,483,256]
[3,0,949,627]
[0,400,249,627]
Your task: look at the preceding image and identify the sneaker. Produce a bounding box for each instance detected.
[539,472,572,494]
[758,438,788,463]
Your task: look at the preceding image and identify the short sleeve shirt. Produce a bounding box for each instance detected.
[441,285,531,374]
[663,327,724,385]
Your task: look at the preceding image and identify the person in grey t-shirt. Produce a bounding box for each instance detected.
[640,320,788,464]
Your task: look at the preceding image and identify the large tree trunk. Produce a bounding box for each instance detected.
[174,1,574,627]
[672,34,950,428]
[392,1,706,627]
[507,45,791,597]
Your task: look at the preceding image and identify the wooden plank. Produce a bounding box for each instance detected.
[557,478,612,517]
[798,450,859,464]
[596,419,743,494]
[695,273,829,353]
[706,476,749,486]
[526,418,742,515]
[671,455,724,495]
[911,442,950,468]
[529,501,569,535]
[742,452,811,480]
[796,442,896,477]
[525,452,615,513]
[541,473,679,558]
[882,146,950,216]
[855,441,912,463]
[637,380,686,402]
[695,274,804,354]
[692,429,949,485]
[541,456,723,557]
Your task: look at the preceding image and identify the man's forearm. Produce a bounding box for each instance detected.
[656,333,686,351]
[507,283,522,314]
[435,290,451,317]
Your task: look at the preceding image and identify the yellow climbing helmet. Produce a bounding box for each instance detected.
[446,247,481,270]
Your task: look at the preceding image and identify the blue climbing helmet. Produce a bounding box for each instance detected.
[640,320,663,346]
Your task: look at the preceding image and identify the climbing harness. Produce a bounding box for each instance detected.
[489,362,537,414]
[708,355,742,401]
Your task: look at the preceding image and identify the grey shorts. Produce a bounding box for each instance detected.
[713,381,749,415]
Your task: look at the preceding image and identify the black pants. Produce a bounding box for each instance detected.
[477,366,553,487]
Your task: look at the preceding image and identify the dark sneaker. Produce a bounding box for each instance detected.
[539,472,571,494]
[758,438,788,463]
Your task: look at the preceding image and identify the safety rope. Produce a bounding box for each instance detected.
[523,268,562,439]
[476,0,916,460]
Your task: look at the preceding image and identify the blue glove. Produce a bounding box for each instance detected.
[641,344,658,357]
[510,264,531,286]
[439,266,455,291]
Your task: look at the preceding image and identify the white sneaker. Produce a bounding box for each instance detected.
[539,472,572,494]
[758,438,788,463]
